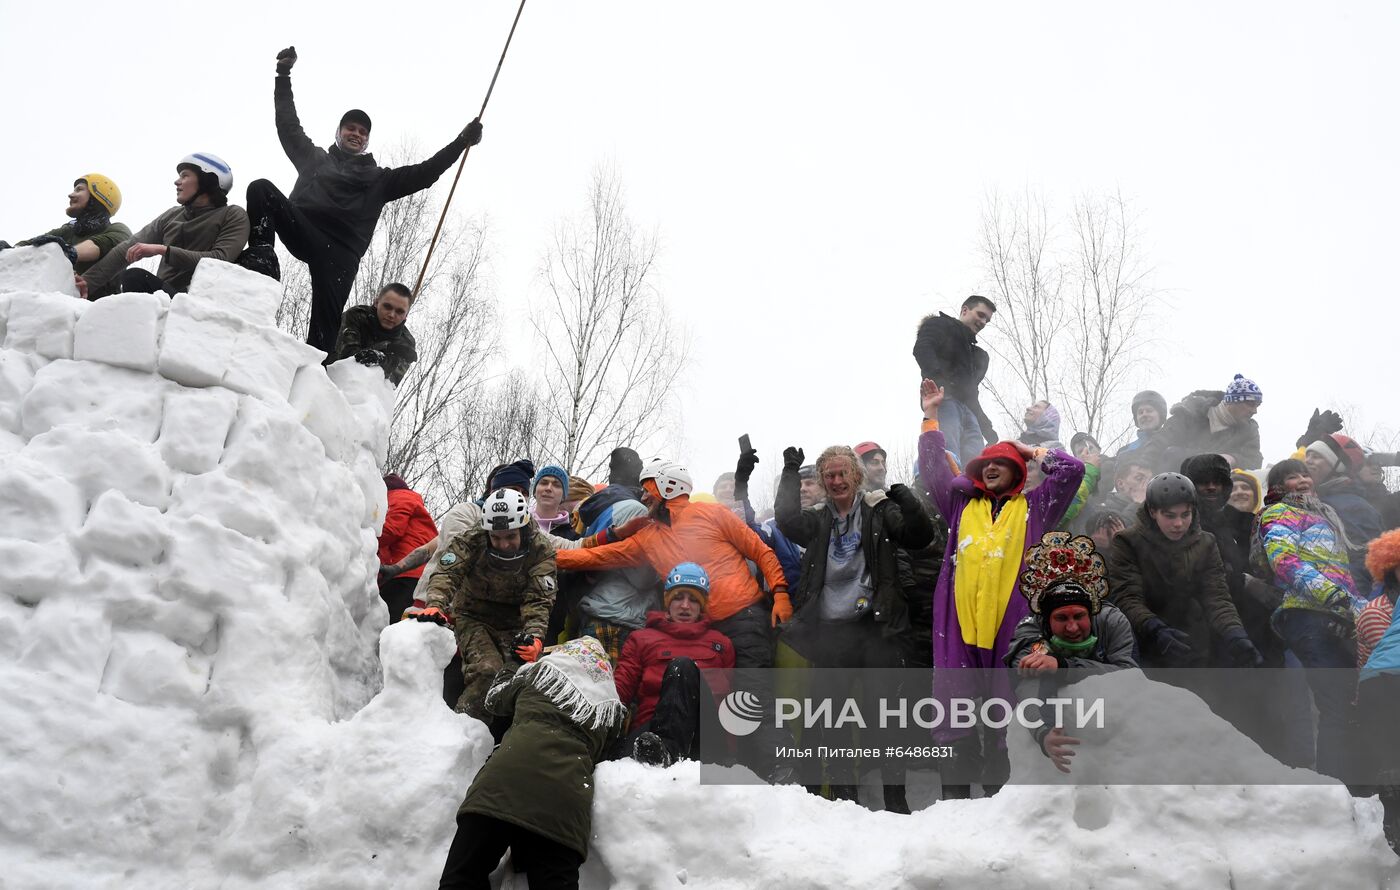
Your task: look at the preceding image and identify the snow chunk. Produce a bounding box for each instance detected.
[3,291,88,359]
[158,385,239,475]
[0,347,39,433]
[0,456,86,543]
[77,490,169,566]
[288,363,357,462]
[101,630,209,707]
[327,359,396,464]
[220,325,319,404]
[157,293,246,388]
[18,598,112,693]
[0,536,77,605]
[187,259,282,326]
[0,243,80,297]
[21,358,167,442]
[24,426,170,508]
[220,397,328,519]
[72,290,169,372]
[160,514,286,609]
[169,470,281,542]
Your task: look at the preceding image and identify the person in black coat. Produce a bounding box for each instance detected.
[240,46,483,352]
[911,295,998,464]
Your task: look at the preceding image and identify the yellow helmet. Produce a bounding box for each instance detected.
[77,173,122,215]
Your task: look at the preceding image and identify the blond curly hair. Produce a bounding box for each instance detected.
[815,445,864,492]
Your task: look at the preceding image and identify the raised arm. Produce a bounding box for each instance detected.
[273,50,323,172]
[774,452,821,547]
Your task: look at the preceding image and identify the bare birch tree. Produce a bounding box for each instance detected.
[976,187,1160,449]
[1062,191,1158,444]
[533,164,688,479]
[977,188,1069,431]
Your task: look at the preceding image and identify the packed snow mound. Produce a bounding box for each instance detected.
[590,670,1400,890]
[0,246,488,889]
[3,245,1398,890]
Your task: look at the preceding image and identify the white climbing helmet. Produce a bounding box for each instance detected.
[652,461,694,500]
[481,488,530,532]
[177,152,234,194]
[638,456,668,483]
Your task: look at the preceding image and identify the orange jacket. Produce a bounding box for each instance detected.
[555,497,785,621]
[379,487,439,581]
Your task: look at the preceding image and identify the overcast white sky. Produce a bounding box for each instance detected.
[3,1,1396,500]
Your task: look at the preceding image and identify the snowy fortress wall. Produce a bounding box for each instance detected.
[0,246,485,889]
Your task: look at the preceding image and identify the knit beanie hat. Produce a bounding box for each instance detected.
[1230,469,1262,514]
[1306,440,1343,473]
[798,464,817,481]
[1223,373,1263,404]
[533,464,569,495]
[488,459,536,494]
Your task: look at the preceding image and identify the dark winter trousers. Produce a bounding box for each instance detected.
[628,657,710,761]
[1276,609,1359,782]
[805,618,911,811]
[439,812,583,890]
[245,179,362,353]
[711,604,785,778]
[378,576,418,625]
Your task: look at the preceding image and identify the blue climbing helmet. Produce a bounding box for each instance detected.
[664,561,710,595]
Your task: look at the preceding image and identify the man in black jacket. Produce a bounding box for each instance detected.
[911,295,998,464]
[325,282,418,385]
[241,46,483,352]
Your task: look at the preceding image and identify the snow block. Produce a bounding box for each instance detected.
[0,537,76,605]
[157,294,246,388]
[18,597,111,693]
[158,386,239,475]
[326,359,396,464]
[21,358,166,443]
[288,364,357,463]
[187,259,282,327]
[0,348,38,432]
[0,457,86,543]
[161,514,286,608]
[169,470,281,542]
[3,291,87,359]
[77,490,170,566]
[23,426,171,509]
[220,326,305,403]
[101,630,208,707]
[0,597,30,661]
[350,447,389,533]
[72,290,169,372]
[0,243,80,297]
[220,397,326,515]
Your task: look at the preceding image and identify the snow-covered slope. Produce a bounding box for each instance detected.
[0,245,1396,890]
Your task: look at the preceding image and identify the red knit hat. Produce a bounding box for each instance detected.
[964,442,1028,496]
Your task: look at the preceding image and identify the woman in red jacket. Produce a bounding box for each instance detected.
[377,474,439,622]
[614,562,735,766]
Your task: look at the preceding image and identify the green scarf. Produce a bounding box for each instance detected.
[1050,634,1098,656]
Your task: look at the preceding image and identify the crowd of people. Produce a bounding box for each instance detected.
[6,47,1397,888]
[0,46,464,379]
[369,293,1400,885]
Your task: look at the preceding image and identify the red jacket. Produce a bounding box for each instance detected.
[614,611,735,728]
[378,488,438,581]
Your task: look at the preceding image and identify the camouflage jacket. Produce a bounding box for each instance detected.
[422,525,557,635]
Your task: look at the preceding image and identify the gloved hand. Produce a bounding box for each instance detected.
[404,605,452,626]
[1223,628,1264,667]
[613,514,651,540]
[862,489,888,507]
[1297,408,1344,447]
[734,447,759,501]
[276,46,297,75]
[355,349,385,367]
[24,234,78,266]
[886,483,919,508]
[462,118,484,146]
[513,632,543,663]
[1144,618,1193,663]
[771,586,793,627]
[783,447,805,472]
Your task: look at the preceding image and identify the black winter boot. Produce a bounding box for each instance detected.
[633,732,674,767]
